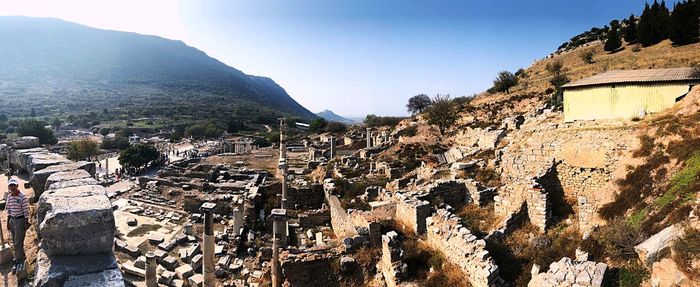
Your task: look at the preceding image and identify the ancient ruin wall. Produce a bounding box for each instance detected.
[325,193,358,238]
[395,199,430,234]
[1,141,123,286]
[426,209,502,287]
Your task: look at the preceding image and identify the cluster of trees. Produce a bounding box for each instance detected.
[66,139,98,160]
[604,0,700,52]
[185,121,224,139]
[101,128,132,150]
[118,143,159,170]
[17,118,58,144]
[308,118,348,134]
[489,71,519,94]
[406,94,471,135]
[364,114,406,128]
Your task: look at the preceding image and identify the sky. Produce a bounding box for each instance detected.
[0,0,674,117]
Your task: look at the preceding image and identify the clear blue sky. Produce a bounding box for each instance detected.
[0,0,674,117]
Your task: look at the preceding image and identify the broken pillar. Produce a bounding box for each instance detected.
[145,251,157,287]
[271,209,288,246]
[201,202,216,287]
[0,218,12,264]
[271,238,281,287]
[366,128,372,149]
[329,136,336,159]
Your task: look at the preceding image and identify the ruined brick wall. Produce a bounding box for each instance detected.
[298,209,331,228]
[378,232,404,287]
[426,209,503,286]
[326,193,358,238]
[496,120,637,233]
[417,180,469,209]
[280,252,339,286]
[288,184,325,209]
[395,199,430,234]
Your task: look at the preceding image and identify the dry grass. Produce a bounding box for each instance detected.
[486,223,581,286]
[471,40,700,110]
[673,227,700,281]
[457,203,499,237]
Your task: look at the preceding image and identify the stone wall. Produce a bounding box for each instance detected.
[495,121,637,234]
[325,193,358,239]
[377,232,405,287]
[7,147,124,286]
[287,184,325,209]
[395,199,430,234]
[280,251,339,286]
[528,257,608,287]
[426,209,503,286]
[298,209,331,228]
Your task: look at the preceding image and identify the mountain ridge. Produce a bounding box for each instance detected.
[0,16,316,122]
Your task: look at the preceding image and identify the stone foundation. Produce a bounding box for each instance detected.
[426,209,503,286]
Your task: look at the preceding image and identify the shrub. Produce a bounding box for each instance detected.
[492,71,518,93]
[596,218,647,261]
[396,125,417,137]
[618,263,650,287]
[673,228,700,280]
[580,50,595,64]
[633,135,655,158]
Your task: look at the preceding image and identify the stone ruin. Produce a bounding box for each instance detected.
[528,257,608,287]
[426,209,504,287]
[0,138,122,286]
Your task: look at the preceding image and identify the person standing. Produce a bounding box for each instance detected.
[5,178,30,274]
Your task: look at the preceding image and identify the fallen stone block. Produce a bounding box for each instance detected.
[189,273,204,287]
[30,161,96,198]
[45,169,94,190]
[7,136,40,149]
[161,256,179,271]
[175,264,194,280]
[48,177,100,190]
[34,248,122,287]
[64,268,124,287]
[37,185,115,256]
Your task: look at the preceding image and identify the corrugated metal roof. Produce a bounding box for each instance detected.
[562,68,700,88]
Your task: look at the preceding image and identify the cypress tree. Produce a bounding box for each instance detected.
[605,22,623,52]
[670,0,700,45]
[623,14,638,43]
[637,3,654,46]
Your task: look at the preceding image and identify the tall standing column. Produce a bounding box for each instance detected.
[145,251,157,287]
[271,237,281,287]
[329,137,336,159]
[366,128,372,149]
[278,118,288,209]
[201,202,216,287]
[271,208,287,246]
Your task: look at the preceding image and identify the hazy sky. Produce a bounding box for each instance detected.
[0,0,668,117]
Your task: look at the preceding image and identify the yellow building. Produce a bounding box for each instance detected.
[562,68,700,122]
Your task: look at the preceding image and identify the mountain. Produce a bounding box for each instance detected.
[315,109,356,123]
[0,16,316,124]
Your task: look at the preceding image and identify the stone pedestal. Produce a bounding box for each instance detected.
[0,244,13,265]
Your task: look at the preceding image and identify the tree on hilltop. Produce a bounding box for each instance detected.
[406,94,432,115]
[491,71,518,94]
[604,21,623,52]
[425,94,458,135]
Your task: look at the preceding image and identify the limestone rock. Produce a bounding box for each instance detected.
[7,136,40,149]
[30,161,96,197]
[45,169,93,190]
[650,258,692,287]
[34,248,123,287]
[37,185,115,256]
[635,224,684,266]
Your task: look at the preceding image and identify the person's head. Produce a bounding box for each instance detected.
[8,178,19,195]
